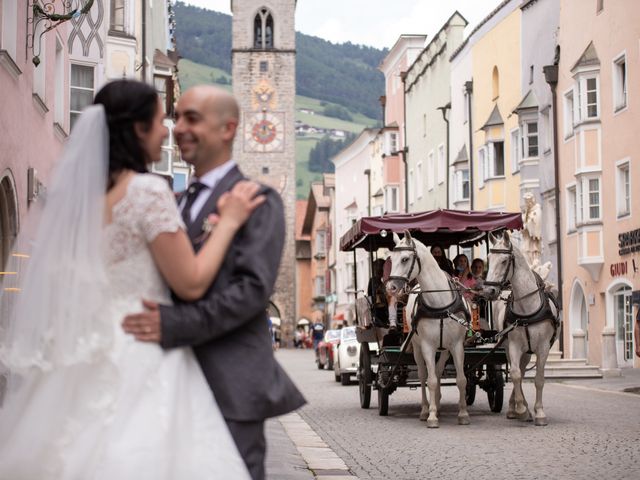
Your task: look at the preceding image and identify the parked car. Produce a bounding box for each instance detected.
[316,329,341,370]
[334,326,360,385]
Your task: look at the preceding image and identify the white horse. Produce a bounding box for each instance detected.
[386,231,470,428]
[483,231,560,426]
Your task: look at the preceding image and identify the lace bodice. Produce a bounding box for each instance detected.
[103,173,184,305]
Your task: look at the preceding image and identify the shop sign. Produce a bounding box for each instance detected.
[610,261,628,277]
[618,228,640,255]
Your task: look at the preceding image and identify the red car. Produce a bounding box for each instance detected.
[316,329,342,370]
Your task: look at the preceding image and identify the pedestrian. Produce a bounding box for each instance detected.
[122,85,306,480]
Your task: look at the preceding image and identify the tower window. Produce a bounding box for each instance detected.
[254,8,274,49]
[260,61,269,72]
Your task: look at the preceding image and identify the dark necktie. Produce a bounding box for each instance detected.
[181,181,207,226]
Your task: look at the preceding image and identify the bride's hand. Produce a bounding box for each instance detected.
[216,181,266,229]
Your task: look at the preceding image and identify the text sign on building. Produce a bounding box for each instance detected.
[618,228,640,255]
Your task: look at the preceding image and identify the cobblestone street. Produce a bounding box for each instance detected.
[276,349,640,480]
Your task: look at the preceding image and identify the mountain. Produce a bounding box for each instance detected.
[174,1,386,120]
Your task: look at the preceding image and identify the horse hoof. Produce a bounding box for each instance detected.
[516,410,531,422]
[419,413,429,421]
[506,411,517,420]
[534,417,548,426]
[427,419,439,428]
[458,415,470,426]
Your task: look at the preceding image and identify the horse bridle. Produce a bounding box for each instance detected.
[484,244,515,291]
[387,240,422,293]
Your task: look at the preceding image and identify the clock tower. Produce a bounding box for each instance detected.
[231,1,297,342]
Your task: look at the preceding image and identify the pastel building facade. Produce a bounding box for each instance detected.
[557,0,640,370]
[404,13,466,212]
[378,35,425,214]
[332,129,377,322]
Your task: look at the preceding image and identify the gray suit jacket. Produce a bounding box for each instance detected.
[159,165,306,422]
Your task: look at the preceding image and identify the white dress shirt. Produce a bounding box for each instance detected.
[180,160,237,223]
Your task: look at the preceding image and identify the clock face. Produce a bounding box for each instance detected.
[244,112,285,153]
[251,79,277,110]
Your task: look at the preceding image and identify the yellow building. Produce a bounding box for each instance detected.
[471,5,522,214]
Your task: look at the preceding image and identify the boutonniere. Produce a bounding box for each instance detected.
[195,214,219,243]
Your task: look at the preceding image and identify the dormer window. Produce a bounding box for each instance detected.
[254,8,274,49]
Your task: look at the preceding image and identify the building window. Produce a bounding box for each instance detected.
[385,186,399,212]
[521,121,539,158]
[1,0,18,61]
[70,64,95,130]
[110,0,125,32]
[260,61,268,72]
[172,171,188,193]
[389,132,398,154]
[315,276,325,297]
[597,0,604,13]
[455,169,469,202]
[54,38,64,127]
[154,127,172,174]
[315,230,326,256]
[437,144,445,185]
[563,89,575,138]
[578,76,599,120]
[567,185,577,232]
[576,176,601,223]
[613,54,627,111]
[417,161,425,196]
[463,91,469,124]
[489,141,505,177]
[408,169,414,203]
[544,195,557,243]
[478,147,487,187]
[616,160,630,217]
[492,66,499,99]
[529,65,534,85]
[510,129,520,174]
[254,8,274,49]
[613,286,632,362]
[426,152,433,191]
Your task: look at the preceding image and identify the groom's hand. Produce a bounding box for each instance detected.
[122,299,162,343]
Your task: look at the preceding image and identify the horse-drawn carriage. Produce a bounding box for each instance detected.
[339,209,524,420]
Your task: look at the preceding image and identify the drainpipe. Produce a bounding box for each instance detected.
[401,71,409,212]
[364,169,371,216]
[544,57,565,357]
[142,0,147,82]
[465,81,474,210]
[379,95,386,128]
[438,103,451,208]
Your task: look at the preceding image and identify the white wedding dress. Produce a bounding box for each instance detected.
[0,174,249,479]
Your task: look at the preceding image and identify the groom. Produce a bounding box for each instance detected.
[123,85,305,480]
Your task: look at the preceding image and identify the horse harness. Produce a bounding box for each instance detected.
[488,244,561,354]
[387,240,422,294]
[412,279,471,351]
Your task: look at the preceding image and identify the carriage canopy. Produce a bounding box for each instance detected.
[339,209,523,252]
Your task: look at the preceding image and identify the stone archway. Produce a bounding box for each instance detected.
[0,172,19,270]
[569,281,588,359]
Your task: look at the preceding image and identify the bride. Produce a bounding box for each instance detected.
[0,80,257,478]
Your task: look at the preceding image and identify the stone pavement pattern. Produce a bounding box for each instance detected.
[273,349,640,480]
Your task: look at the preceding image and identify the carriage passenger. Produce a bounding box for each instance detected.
[430,244,454,276]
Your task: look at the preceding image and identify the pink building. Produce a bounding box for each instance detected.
[557,0,640,371]
[378,35,426,213]
[0,1,70,268]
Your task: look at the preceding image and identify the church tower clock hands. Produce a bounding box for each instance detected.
[231,1,297,343]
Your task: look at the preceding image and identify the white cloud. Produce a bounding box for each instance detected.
[183,0,505,49]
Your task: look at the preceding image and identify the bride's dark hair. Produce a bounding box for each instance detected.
[93,80,159,189]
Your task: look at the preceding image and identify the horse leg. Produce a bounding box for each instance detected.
[533,342,550,426]
[450,339,470,425]
[519,353,532,421]
[508,339,529,421]
[434,350,449,412]
[424,348,440,428]
[413,339,429,421]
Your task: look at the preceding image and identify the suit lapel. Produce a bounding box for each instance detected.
[187,165,245,241]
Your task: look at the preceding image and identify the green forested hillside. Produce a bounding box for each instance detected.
[174,1,386,120]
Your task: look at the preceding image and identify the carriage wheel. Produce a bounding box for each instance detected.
[465,374,477,406]
[358,343,372,409]
[377,388,389,416]
[487,369,505,413]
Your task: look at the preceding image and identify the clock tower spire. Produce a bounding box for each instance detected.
[231,1,297,342]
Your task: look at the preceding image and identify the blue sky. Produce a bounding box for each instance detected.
[184,1,505,49]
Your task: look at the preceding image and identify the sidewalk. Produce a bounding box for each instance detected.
[265,413,357,480]
[555,367,640,395]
